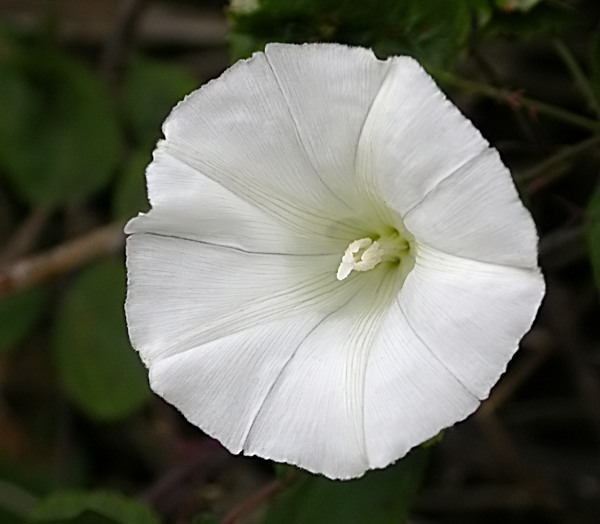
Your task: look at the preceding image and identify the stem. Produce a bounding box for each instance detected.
[0,222,125,297]
[516,134,600,186]
[0,207,51,264]
[222,470,300,524]
[435,71,600,132]
[553,39,600,119]
[99,0,147,87]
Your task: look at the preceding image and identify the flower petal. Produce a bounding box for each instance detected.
[363,300,479,469]
[125,233,349,366]
[135,257,402,479]
[148,315,323,454]
[356,56,490,215]
[243,268,402,479]
[398,244,545,399]
[403,148,539,268]
[158,44,391,234]
[262,43,390,209]
[126,147,349,255]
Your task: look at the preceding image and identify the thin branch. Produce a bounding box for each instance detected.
[141,441,231,510]
[554,39,600,119]
[476,412,562,509]
[222,470,300,524]
[0,207,51,264]
[538,226,587,271]
[479,336,552,415]
[100,0,147,86]
[435,71,600,132]
[516,134,600,188]
[0,222,125,297]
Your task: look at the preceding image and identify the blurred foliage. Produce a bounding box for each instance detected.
[0,0,599,521]
[53,259,150,422]
[229,0,472,66]
[0,287,47,353]
[228,0,579,66]
[0,35,122,207]
[263,448,428,524]
[31,490,160,523]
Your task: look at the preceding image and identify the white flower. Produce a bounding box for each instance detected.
[125,43,544,480]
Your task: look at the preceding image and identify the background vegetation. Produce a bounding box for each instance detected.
[0,0,599,522]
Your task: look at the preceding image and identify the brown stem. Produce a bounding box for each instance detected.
[0,208,51,264]
[100,0,146,87]
[0,222,125,297]
[222,470,299,524]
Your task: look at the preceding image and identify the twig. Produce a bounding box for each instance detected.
[544,280,600,451]
[141,440,231,510]
[516,134,600,189]
[554,39,600,119]
[435,71,600,132]
[476,412,561,509]
[479,335,552,415]
[100,0,147,87]
[0,208,51,264]
[538,225,587,271]
[477,338,562,509]
[222,470,300,524]
[0,222,125,298]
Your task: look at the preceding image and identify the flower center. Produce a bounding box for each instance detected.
[336,231,410,281]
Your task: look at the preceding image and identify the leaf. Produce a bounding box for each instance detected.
[121,57,198,148]
[586,185,600,291]
[53,259,150,421]
[262,447,429,524]
[31,490,159,524]
[0,36,122,207]
[0,287,47,353]
[229,0,472,68]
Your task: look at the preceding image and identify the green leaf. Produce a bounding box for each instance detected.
[121,57,198,148]
[53,259,150,421]
[112,150,150,220]
[31,490,159,524]
[586,186,600,291]
[229,0,472,68]
[262,447,429,524]
[0,287,47,353]
[0,36,122,207]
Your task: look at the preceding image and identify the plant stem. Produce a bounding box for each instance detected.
[553,39,600,119]
[435,71,600,132]
[222,470,300,524]
[517,134,600,186]
[0,222,125,297]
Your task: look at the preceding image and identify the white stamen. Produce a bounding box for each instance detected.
[337,237,384,280]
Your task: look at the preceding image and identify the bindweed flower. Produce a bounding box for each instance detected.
[125,43,545,480]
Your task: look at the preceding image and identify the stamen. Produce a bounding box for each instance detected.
[336,237,384,280]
